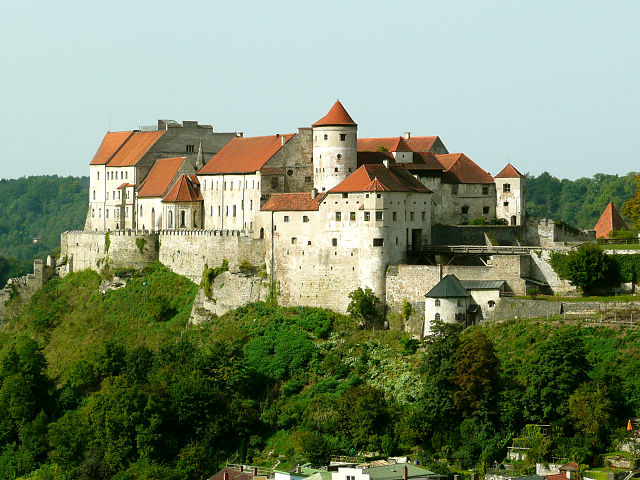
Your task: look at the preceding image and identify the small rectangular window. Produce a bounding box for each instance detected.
[504,201,509,206]
[364,211,370,221]
[483,206,490,214]
[323,134,328,140]
[303,215,309,223]
[284,215,290,222]
[340,133,346,141]
[482,186,489,195]
[373,238,384,247]
[233,205,237,217]
[186,145,195,153]
[376,193,381,198]
[349,212,355,221]
[291,237,297,244]
[332,238,337,247]
[335,212,341,221]
[305,176,312,182]
[271,178,278,189]
[225,206,228,216]
[461,206,469,214]
[503,183,511,193]
[410,212,415,221]
[421,211,426,221]
[393,211,397,221]
[342,193,348,199]
[375,211,383,221]
[250,200,253,210]
[451,185,458,195]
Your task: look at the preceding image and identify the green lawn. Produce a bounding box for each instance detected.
[602,244,640,250]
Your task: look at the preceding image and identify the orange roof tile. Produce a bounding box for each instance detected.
[312,101,357,127]
[117,182,135,189]
[107,130,166,167]
[594,201,628,239]
[496,163,525,178]
[261,192,327,211]
[162,175,202,203]
[363,177,390,192]
[406,151,445,171]
[357,136,441,153]
[197,134,294,175]
[436,153,494,184]
[545,474,567,480]
[90,131,134,165]
[137,157,185,198]
[330,164,430,193]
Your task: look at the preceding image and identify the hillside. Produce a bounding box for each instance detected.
[0,264,639,479]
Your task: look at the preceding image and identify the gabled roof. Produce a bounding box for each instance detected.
[197,134,294,175]
[90,131,134,165]
[436,153,494,184]
[330,164,430,193]
[461,280,505,290]
[594,202,629,239]
[425,274,470,298]
[162,174,202,203]
[405,151,445,171]
[261,192,326,211]
[496,163,525,178]
[357,136,441,153]
[107,130,166,167]
[136,157,185,198]
[312,100,357,127]
[207,468,255,480]
[117,182,135,189]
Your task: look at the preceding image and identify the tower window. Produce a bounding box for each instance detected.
[186,145,195,153]
[435,313,440,321]
[483,206,490,214]
[504,201,509,207]
[461,206,469,214]
[334,167,338,172]
[305,176,311,182]
[324,134,328,140]
[335,212,341,221]
[373,238,384,247]
[364,211,370,221]
[349,212,355,221]
[340,133,346,141]
[483,186,489,195]
[451,185,458,195]
[284,215,290,222]
[376,211,383,221]
[503,183,511,192]
[332,238,338,247]
[393,212,397,221]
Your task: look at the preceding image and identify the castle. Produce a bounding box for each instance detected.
[56,101,594,335]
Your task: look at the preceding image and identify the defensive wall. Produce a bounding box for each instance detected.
[60,231,159,272]
[0,257,56,324]
[158,229,265,283]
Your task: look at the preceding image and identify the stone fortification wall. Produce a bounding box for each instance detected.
[529,218,595,247]
[528,248,576,295]
[488,298,562,321]
[432,224,524,246]
[159,230,265,283]
[386,255,529,320]
[0,258,56,324]
[61,231,159,273]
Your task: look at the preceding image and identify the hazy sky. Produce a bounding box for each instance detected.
[1,0,638,180]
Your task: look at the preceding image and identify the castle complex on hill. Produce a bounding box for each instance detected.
[50,101,595,335]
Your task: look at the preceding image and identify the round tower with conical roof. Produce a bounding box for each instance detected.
[312,101,357,192]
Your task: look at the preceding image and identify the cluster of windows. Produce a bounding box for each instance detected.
[314,133,348,141]
[104,170,128,180]
[205,179,261,191]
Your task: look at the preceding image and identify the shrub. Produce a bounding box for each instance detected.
[104,232,110,253]
[347,287,380,326]
[200,260,229,299]
[550,243,617,294]
[470,217,488,225]
[135,237,146,254]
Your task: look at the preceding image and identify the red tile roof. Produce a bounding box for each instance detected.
[357,136,440,153]
[137,157,185,198]
[357,151,395,166]
[436,153,494,184]
[163,174,202,202]
[117,182,135,189]
[207,468,255,480]
[594,201,628,239]
[496,163,525,178]
[330,164,430,193]
[545,474,567,480]
[261,192,326,211]
[312,100,357,127]
[107,130,166,167]
[197,134,294,175]
[406,151,445,171]
[90,131,134,165]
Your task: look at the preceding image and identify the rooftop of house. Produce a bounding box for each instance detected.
[162,174,202,203]
[495,163,525,178]
[330,164,430,193]
[436,153,494,184]
[594,201,629,239]
[312,100,357,127]
[360,463,439,479]
[198,134,295,175]
[107,130,166,167]
[90,131,134,165]
[425,274,471,298]
[357,136,441,153]
[136,157,185,198]
[460,280,505,290]
[261,192,327,212]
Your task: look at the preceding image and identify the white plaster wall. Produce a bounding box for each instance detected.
[199,173,262,232]
[424,296,469,335]
[313,125,357,192]
[137,197,164,231]
[495,177,525,226]
[332,468,369,480]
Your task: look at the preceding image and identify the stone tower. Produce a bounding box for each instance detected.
[495,163,526,226]
[312,100,358,192]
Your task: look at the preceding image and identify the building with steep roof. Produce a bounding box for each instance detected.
[495,163,526,226]
[594,201,628,239]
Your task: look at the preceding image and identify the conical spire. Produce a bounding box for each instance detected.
[594,201,628,239]
[195,141,204,170]
[312,100,357,127]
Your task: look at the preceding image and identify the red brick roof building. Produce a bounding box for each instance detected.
[594,201,628,239]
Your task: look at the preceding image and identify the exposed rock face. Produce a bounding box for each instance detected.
[189,270,269,323]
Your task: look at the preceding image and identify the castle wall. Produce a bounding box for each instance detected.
[158,230,265,283]
[432,224,524,245]
[60,231,159,273]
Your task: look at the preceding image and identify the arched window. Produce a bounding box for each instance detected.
[488,300,496,308]
[93,190,96,200]
[435,299,440,306]
[168,210,173,228]
[260,227,264,239]
[180,210,186,228]
[434,313,440,321]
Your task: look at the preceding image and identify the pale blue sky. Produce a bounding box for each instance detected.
[1,0,638,180]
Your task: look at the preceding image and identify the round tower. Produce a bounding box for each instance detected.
[312,101,357,192]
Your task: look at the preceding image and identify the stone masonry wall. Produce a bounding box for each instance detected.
[61,231,159,273]
[159,230,265,283]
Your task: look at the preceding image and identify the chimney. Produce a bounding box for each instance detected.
[281,136,286,146]
[224,472,229,480]
[404,131,411,140]
[403,465,408,480]
[253,468,258,477]
[383,159,390,168]
[311,188,318,199]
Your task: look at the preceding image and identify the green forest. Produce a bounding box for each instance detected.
[0,263,638,479]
